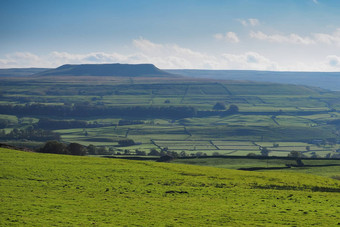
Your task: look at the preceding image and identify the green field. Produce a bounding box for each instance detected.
[0,76,340,158]
[1,148,340,226]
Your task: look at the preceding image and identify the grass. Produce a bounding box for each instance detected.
[173,157,297,169]
[1,148,340,226]
[173,157,340,177]
[270,165,340,178]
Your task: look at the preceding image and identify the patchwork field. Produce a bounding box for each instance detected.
[0,76,340,158]
[1,148,340,226]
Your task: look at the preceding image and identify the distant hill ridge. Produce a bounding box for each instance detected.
[0,68,49,77]
[166,69,340,91]
[35,63,174,77]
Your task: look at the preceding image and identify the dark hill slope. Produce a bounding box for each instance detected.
[166,69,340,91]
[35,63,175,77]
[0,68,49,77]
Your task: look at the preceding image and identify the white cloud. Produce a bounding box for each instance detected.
[0,39,277,70]
[0,38,339,71]
[214,32,240,43]
[250,31,316,45]
[313,28,340,46]
[313,0,318,4]
[221,52,278,71]
[0,52,43,68]
[237,18,260,27]
[48,51,129,65]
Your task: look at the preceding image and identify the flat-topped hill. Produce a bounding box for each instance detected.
[35,63,175,77]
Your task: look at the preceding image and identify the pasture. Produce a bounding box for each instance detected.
[1,148,340,226]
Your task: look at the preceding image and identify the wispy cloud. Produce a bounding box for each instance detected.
[250,31,316,45]
[248,19,260,26]
[237,18,260,27]
[312,0,318,4]
[250,28,340,46]
[214,32,240,43]
[313,28,340,46]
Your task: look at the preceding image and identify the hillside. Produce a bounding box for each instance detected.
[34,63,175,77]
[1,148,339,226]
[0,68,49,77]
[167,69,340,91]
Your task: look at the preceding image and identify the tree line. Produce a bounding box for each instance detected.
[0,104,197,119]
[0,128,60,141]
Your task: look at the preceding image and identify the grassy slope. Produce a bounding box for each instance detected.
[1,148,340,226]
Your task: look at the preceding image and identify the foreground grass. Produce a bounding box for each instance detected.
[1,148,340,226]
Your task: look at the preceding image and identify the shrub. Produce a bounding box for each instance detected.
[118,139,135,147]
[213,102,226,110]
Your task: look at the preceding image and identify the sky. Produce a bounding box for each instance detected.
[0,0,340,71]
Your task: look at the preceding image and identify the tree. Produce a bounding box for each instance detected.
[87,144,97,155]
[228,104,239,113]
[195,152,203,157]
[148,148,160,156]
[179,151,187,157]
[310,153,320,158]
[157,155,173,162]
[0,119,9,129]
[166,151,178,158]
[68,143,87,156]
[97,146,109,155]
[109,147,116,155]
[0,129,5,137]
[260,147,270,156]
[135,149,146,156]
[288,151,303,158]
[118,139,135,147]
[213,102,226,110]
[38,141,68,154]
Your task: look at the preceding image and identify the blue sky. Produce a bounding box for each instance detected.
[0,0,340,71]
